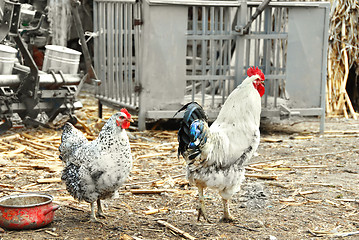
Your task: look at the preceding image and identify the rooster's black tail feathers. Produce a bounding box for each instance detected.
[177,102,207,158]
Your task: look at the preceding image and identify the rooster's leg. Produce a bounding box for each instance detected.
[220,198,235,223]
[197,186,210,222]
[97,199,106,218]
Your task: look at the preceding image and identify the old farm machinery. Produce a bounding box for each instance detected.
[0,0,97,133]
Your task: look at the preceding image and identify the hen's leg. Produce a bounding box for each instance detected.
[97,199,106,218]
[89,202,98,222]
[197,186,211,222]
[220,198,235,222]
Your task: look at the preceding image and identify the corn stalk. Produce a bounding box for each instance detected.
[327,0,359,119]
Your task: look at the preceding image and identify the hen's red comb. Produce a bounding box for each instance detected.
[247,66,265,81]
[120,108,131,118]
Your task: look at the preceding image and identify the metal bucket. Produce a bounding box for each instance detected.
[42,45,81,74]
[0,193,60,230]
[0,45,18,75]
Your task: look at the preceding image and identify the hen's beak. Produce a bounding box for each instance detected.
[128,118,134,122]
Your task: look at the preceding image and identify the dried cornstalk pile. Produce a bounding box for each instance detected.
[327,0,359,118]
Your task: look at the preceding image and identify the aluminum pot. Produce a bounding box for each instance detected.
[0,193,60,230]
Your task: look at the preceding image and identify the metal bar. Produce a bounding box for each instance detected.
[290,108,324,116]
[147,110,219,120]
[248,1,324,8]
[95,1,101,97]
[94,0,99,95]
[71,0,99,87]
[282,8,287,76]
[96,96,138,111]
[275,8,280,72]
[210,7,215,108]
[98,100,103,118]
[236,0,270,35]
[191,6,197,102]
[98,1,104,97]
[243,33,288,39]
[186,75,236,81]
[101,2,108,98]
[114,2,119,101]
[0,102,76,114]
[272,8,278,107]
[128,3,133,105]
[226,9,231,98]
[95,0,136,3]
[319,4,330,134]
[201,6,207,105]
[147,0,243,7]
[263,7,271,107]
[97,1,104,97]
[108,2,115,100]
[262,74,286,80]
[123,3,129,103]
[275,8,281,103]
[119,3,124,101]
[134,2,140,107]
[234,1,246,86]
[219,7,224,103]
[187,35,235,40]
[0,74,81,87]
[255,8,261,67]
[190,40,196,101]
[245,7,252,67]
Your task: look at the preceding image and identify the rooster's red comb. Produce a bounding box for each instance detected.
[120,108,131,118]
[247,66,265,81]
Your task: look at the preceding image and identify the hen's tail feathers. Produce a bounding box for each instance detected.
[59,122,88,162]
[61,163,82,200]
[177,102,208,159]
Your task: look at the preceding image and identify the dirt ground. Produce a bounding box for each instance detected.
[0,94,358,239]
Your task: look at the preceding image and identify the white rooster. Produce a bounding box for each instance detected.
[177,66,265,222]
[59,109,133,222]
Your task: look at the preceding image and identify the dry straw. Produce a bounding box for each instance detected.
[327,0,359,118]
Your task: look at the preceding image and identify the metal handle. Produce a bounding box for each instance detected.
[43,205,60,215]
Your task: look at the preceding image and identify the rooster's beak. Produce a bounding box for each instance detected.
[128,118,134,122]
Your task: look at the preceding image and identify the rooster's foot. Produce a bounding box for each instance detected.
[219,215,235,223]
[220,198,235,223]
[88,216,107,226]
[96,212,107,219]
[89,216,100,223]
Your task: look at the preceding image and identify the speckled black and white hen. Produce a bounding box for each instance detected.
[59,109,133,222]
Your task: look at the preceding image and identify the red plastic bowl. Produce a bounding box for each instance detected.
[0,193,60,230]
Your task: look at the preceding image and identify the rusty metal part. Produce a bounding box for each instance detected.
[70,0,101,98]
[0,73,81,88]
[235,0,271,35]
[0,0,84,133]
